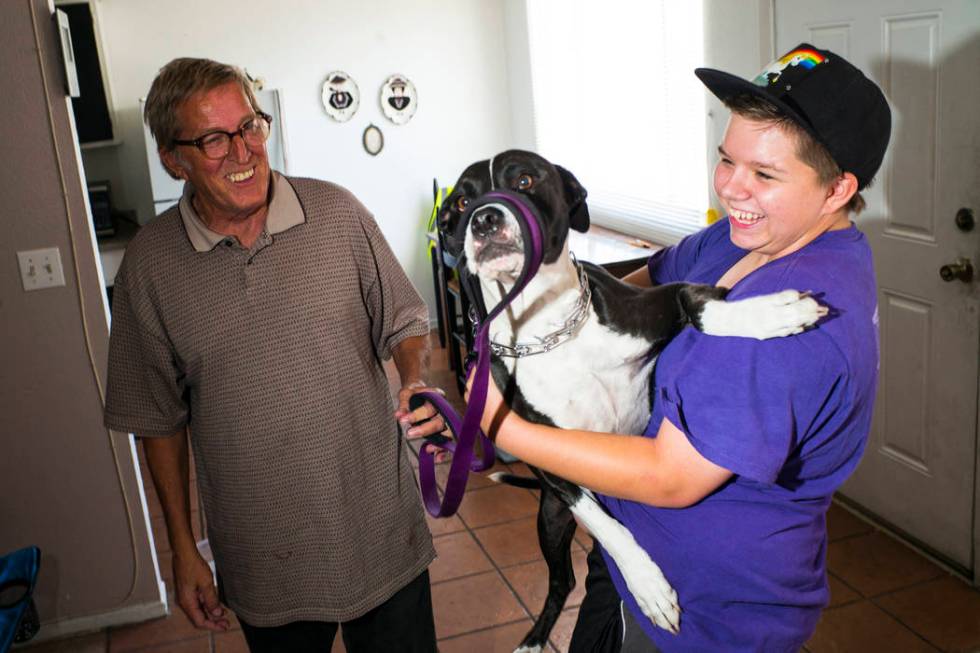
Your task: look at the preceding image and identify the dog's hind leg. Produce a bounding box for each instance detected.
[514,478,579,653]
[569,490,680,634]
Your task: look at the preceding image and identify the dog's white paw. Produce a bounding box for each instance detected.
[700,290,827,340]
[619,546,681,634]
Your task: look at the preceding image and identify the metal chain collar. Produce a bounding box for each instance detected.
[484,254,592,358]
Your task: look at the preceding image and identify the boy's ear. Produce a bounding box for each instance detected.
[826,172,859,213]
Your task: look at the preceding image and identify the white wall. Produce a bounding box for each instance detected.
[83,0,516,311]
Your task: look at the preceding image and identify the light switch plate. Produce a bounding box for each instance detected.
[17,247,67,291]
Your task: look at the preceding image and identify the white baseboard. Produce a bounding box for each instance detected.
[17,588,168,646]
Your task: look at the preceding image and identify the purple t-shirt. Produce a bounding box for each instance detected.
[599,218,878,652]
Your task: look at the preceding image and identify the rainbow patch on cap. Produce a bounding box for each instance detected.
[752,48,827,87]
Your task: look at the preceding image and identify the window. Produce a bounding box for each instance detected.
[526,0,707,245]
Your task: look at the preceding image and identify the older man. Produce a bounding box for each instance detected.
[105,58,443,653]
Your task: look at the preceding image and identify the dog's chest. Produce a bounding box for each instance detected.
[497,310,655,434]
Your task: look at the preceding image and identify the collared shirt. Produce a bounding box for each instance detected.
[179,171,305,251]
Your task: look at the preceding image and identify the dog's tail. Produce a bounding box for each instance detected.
[488,472,541,489]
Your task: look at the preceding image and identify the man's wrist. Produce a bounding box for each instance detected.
[170,537,202,561]
[403,379,428,390]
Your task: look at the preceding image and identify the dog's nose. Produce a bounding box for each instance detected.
[470,206,504,238]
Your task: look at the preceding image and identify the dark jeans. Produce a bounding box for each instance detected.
[570,543,662,653]
[238,569,436,653]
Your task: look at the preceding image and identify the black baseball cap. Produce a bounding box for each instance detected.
[695,43,891,189]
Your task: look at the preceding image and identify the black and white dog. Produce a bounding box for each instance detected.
[437,150,824,653]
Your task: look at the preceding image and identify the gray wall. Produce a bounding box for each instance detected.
[0,0,164,639]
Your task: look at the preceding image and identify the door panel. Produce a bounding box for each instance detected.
[775,0,980,570]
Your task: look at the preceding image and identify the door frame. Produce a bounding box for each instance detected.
[974,381,980,583]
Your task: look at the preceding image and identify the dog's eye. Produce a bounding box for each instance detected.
[455,196,469,212]
[516,174,534,190]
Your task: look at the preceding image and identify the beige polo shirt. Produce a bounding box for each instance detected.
[177,171,305,251]
[105,173,434,626]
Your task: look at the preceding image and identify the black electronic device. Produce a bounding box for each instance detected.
[88,180,114,237]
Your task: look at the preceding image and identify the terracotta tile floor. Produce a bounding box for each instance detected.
[21,337,980,652]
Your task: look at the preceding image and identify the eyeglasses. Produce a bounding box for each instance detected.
[172,112,272,160]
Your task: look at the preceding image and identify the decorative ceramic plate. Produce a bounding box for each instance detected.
[380,74,417,125]
[321,71,359,122]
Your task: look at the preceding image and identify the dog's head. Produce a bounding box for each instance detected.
[437,150,589,281]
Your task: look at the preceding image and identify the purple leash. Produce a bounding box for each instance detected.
[410,190,545,517]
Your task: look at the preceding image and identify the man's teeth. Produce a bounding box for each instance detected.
[227,168,255,183]
[731,209,764,223]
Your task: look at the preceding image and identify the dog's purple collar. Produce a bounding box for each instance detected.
[412,190,545,517]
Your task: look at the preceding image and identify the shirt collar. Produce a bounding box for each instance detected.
[179,171,305,252]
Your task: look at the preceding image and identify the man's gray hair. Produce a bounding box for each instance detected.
[144,58,260,153]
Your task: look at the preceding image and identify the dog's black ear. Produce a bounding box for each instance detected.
[556,165,590,232]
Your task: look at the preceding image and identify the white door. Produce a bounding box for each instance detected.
[775,0,980,571]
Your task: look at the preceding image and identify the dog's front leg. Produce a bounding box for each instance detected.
[568,489,681,634]
[686,286,827,339]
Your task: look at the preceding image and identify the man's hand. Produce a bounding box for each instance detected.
[395,381,446,438]
[395,381,451,462]
[172,550,230,632]
[141,432,228,630]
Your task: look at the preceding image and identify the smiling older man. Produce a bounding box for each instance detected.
[104,58,443,653]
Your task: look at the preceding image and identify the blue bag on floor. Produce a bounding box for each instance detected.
[0,546,41,652]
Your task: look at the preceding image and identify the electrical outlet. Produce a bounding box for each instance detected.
[17,247,67,291]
